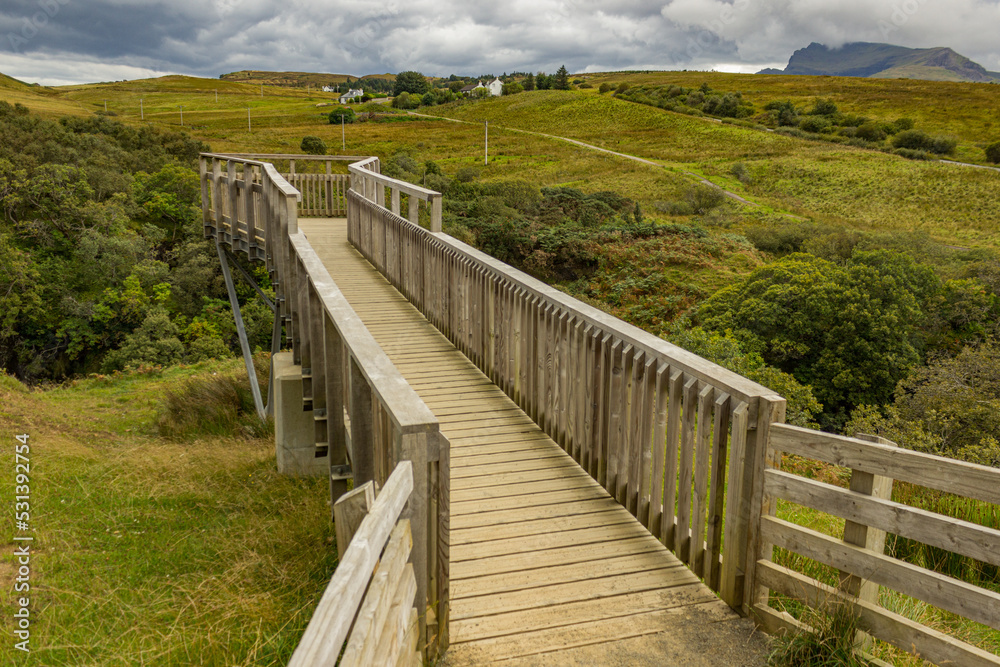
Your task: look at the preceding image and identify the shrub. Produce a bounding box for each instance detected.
[986,141,1000,164]
[501,82,524,96]
[894,117,915,131]
[300,135,326,155]
[598,82,613,93]
[102,309,184,372]
[929,135,957,155]
[454,166,480,183]
[157,368,271,440]
[730,162,752,184]
[892,129,931,150]
[798,116,831,133]
[615,82,630,95]
[854,122,886,142]
[328,107,355,124]
[809,98,838,116]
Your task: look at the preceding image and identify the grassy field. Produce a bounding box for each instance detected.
[579,70,1000,160]
[0,361,334,665]
[433,90,1000,248]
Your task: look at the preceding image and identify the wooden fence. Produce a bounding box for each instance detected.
[346,186,786,610]
[289,461,421,667]
[751,424,1000,666]
[202,153,358,218]
[349,157,443,232]
[199,153,449,660]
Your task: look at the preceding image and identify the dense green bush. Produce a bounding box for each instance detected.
[694,253,924,428]
[892,129,957,155]
[0,105,276,382]
[327,107,355,124]
[299,136,326,155]
[985,140,1000,164]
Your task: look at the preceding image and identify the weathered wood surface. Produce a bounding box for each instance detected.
[299,218,755,665]
[344,190,787,611]
[288,461,414,667]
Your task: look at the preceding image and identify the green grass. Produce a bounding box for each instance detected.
[0,360,335,665]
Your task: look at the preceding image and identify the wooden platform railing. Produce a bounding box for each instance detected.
[290,461,421,667]
[349,156,443,232]
[202,153,360,218]
[751,423,1000,666]
[200,152,449,660]
[346,182,786,611]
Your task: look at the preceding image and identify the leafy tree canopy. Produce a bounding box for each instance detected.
[393,71,429,96]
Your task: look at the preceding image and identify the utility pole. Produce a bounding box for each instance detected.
[248,107,252,133]
[179,106,184,126]
[104,100,107,112]
[140,98,143,121]
[342,113,345,150]
[484,121,489,165]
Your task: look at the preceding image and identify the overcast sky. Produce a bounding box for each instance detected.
[1,0,998,86]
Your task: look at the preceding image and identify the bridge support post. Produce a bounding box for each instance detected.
[273,352,328,476]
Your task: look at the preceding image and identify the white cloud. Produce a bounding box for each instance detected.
[0,0,997,84]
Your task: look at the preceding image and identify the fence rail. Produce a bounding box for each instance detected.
[200,152,449,660]
[346,183,786,610]
[289,462,421,667]
[750,423,1000,666]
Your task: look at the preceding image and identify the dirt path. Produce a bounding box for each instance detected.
[407,111,757,206]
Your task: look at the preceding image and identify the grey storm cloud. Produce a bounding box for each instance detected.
[1,0,998,85]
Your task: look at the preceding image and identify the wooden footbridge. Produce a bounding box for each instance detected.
[200,153,1000,666]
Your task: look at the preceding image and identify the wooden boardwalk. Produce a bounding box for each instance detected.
[299,218,767,665]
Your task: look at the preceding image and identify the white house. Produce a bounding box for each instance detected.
[321,85,335,93]
[487,77,503,97]
[339,88,364,103]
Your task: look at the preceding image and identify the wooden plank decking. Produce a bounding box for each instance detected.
[299,218,767,665]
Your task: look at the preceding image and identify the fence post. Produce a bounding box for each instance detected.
[398,430,429,654]
[430,194,442,233]
[840,433,896,647]
[333,481,375,552]
[349,357,375,486]
[742,396,786,617]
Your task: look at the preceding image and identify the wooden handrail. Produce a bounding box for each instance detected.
[200,152,450,660]
[750,422,1000,665]
[289,461,418,667]
[346,187,786,612]
[348,159,443,232]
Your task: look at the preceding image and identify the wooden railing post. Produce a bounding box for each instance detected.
[743,396,787,617]
[430,194,442,233]
[840,433,896,648]
[333,481,375,552]
[349,356,375,487]
[408,194,419,225]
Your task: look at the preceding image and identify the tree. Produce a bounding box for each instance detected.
[694,253,923,428]
[536,72,552,90]
[300,136,327,155]
[986,141,1000,164]
[523,73,535,91]
[554,65,570,90]
[328,107,355,124]
[393,71,429,96]
[502,82,524,96]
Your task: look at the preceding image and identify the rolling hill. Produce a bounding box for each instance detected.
[759,42,1000,83]
[219,70,395,89]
